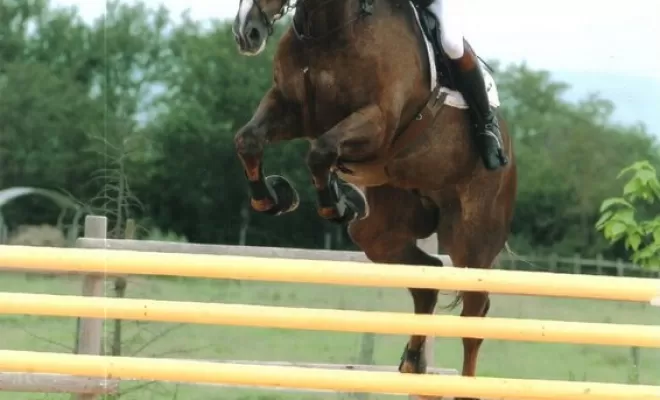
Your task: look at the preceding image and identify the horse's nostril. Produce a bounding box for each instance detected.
[248,28,260,42]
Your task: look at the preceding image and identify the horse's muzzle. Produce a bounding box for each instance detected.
[234,21,267,55]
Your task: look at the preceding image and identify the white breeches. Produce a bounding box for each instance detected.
[427,0,465,59]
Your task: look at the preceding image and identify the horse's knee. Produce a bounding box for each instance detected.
[348,220,397,262]
[347,220,374,251]
[461,291,489,317]
[234,124,263,157]
[307,139,337,177]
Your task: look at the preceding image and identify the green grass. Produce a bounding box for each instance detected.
[0,271,659,399]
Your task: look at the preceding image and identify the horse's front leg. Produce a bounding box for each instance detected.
[234,87,304,216]
[306,104,388,223]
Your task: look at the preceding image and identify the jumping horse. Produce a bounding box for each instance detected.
[231,0,517,397]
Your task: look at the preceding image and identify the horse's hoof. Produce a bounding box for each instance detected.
[398,344,427,374]
[337,181,369,220]
[317,173,368,224]
[324,181,369,224]
[263,175,299,215]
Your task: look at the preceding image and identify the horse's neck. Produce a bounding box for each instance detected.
[295,0,355,38]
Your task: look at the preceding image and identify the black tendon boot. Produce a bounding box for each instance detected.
[449,49,509,170]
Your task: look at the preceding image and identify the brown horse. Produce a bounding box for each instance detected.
[232,0,517,397]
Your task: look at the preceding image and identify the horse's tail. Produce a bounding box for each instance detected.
[437,255,463,312]
[436,240,522,312]
[438,291,463,312]
[502,240,536,270]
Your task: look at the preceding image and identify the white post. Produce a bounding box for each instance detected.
[74,216,108,400]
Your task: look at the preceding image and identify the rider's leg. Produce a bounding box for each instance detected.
[427,0,509,170]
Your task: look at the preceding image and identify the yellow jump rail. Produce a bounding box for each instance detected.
[0,350,658,400]
[0,245,658,302]
[0,292,658,348]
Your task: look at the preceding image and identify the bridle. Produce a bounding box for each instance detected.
[252,0,296,36]
[252,0,374,43]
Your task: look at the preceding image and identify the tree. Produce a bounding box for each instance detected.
[137,16,333,247]
[495,63,660,256]
[596,160,660,269]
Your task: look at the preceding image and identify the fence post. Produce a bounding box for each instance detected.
[353,333,376,399]
[616,259,624,277]
[595,254,604,275]
[629,346,640,384]
[74,215,107,400]
[548,253,558,273]
[572,254,581,274]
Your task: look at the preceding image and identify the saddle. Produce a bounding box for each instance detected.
[333,1,500,187]
[412,3,457,91]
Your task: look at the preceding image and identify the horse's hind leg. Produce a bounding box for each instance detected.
[234,87,304,216]
[348,185,441,375]
[442,207,508,400]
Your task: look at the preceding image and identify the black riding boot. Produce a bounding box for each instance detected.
[449,50,509,170]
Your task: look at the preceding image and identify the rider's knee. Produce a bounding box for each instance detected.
[428,0,465,59]
[441,35,464,59]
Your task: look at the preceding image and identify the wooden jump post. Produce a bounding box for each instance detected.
[75,216,110,400]
[0,216,118,397]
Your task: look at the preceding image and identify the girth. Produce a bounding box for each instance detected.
[335,87,448,187]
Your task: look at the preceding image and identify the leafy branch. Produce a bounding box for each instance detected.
[596,160,660,269]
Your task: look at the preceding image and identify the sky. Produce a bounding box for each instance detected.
[53,0,660,80]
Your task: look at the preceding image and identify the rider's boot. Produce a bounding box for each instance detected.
[448,47,509,170]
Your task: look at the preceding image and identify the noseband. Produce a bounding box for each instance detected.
[253,0,295,36]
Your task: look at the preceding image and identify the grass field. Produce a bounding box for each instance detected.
[0,271,659,399]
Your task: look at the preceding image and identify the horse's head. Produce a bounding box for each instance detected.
[232,0,290,55]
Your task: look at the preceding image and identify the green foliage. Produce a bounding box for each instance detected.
[494,63,659,257]
[596,161,660,268]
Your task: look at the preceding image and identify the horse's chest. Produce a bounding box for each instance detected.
[288,68,348,103]
[280,65,367,134]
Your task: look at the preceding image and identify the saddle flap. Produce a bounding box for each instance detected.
[390,89,447,156]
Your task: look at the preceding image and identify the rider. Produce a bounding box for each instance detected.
[424,0,509,171]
